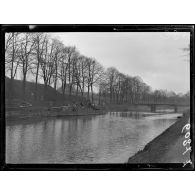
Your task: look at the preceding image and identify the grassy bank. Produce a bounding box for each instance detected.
[128,111,190,163]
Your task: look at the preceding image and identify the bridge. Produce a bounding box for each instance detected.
[133,103,189,113]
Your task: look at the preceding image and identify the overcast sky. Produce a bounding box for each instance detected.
[52,32,190,94]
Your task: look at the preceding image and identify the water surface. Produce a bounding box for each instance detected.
[6,111,182,163]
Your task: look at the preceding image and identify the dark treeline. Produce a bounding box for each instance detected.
[5,32,190,105]
[99,67,189,105]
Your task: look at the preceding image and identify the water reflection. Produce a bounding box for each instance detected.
[6,112,181,163]
[110,111,142,119]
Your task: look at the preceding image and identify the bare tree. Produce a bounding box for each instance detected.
[74,55,88,96]
[89,59,104,103]
[70,51,80,96]
[51,38,64,91]
[85,57,93,100]
[17,33,36,100]
[58,47,69,96]
[5,33,20,80]
[62,46,78,96]
[5,33,21,99]
[31,33,47,100]
[106,67,119,103]
[5,33,14,53]
[39,35,56,99]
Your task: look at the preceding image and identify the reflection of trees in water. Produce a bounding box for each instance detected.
[62,117,92,162]
[17,124,36,162]
[42,119,49,131]
[63,116,102,162]
[110,112,142,119]
[7,125,24,163]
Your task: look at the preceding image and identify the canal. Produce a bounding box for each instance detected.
[6,111,182,164]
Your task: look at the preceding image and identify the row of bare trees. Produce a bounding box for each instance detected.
[5,32,190,105]
[99,67,190,105]
[5,33,104,103]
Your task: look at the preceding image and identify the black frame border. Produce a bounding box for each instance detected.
[0,24,194,171]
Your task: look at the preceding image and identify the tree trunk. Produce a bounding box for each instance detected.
[9,33,15,100]
[9,78,14,100]
[91,84,93,103]
[34,38,40,101]
[68,62,71,96]
[82,79,85,97]
[76,84,79,96]
[98,90,101,105]
[44,83,48,101]
[54,60,58,91]
[34,61,40,101]
[61,78,66,97]
[110,87,112,104]
[87,84,90,100]
[69,84,72,96]
[23,74,26,101]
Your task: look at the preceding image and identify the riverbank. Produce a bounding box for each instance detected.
[105,103,189,113]
[128,111,191,163]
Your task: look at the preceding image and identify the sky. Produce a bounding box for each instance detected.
[51,32,190,94]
